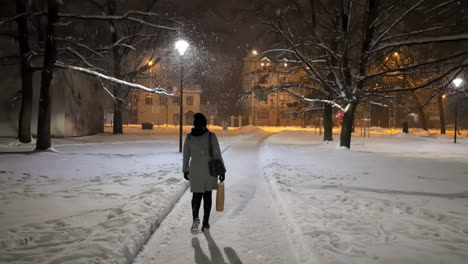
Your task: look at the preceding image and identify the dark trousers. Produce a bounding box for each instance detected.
[192,191,212,224]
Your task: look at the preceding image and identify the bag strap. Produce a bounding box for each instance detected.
[208,132,213,158]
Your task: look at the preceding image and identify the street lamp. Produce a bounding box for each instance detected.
[452,78,464,143]
[175,39,189,152]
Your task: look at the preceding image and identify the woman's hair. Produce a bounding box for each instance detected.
[193,112,207,128]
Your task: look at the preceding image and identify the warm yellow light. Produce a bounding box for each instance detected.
[260,62,265,67]
[442,94,447,99]
[306,66,310,70]
[252,49,258,55]
[394,52,399,56]
[284,63,288,67]
[147,60,154,66]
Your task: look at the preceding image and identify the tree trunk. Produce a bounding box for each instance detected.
[412,91,428,131]
[323,103,333,141]
[36,0,58,150]
[108,1,124,134]
[438,94,446,134]
[16,0,33,143]
[113,93,123,134]
[340,101,358,148]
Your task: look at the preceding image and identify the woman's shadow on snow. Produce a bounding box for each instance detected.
[192,231,243,264]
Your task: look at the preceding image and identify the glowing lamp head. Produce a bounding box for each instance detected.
[260,62,265,67]
[147,60,154,66]
[252,49,258,56]
[452,78,463,88]
[175,40,189,56]
[442,94,447,99]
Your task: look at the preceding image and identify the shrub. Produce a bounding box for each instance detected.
[141,122,154,130]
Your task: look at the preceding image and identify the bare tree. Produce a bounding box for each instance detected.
[2,0,178,149]
[259,0,468,148]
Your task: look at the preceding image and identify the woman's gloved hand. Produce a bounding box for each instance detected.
[219,174,225,182]
[184,172,189,181]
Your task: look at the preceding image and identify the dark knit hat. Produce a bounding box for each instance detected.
[193,113,207,128]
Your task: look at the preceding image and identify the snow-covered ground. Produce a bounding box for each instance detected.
[261,131,468,264]
[1,126,467,264]
[0,140,189,264]
[0,125,266,264]
[134,129,297,264]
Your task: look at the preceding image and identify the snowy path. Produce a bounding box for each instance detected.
[134,132,298,264]
[260,131,468,264]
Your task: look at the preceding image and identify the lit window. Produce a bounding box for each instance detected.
[145,95,153,105]
[258,110,269,119]
[186,96,193,106]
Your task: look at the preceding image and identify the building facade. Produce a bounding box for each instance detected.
[242,54,323,126]
[0,66,106,138]
[129,84,202,126]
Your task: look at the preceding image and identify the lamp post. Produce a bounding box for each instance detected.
[452,78,464,143]
[175,39,189,152]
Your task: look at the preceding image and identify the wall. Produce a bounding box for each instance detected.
[0,64,104,138]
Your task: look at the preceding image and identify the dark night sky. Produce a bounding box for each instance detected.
[154,0,284,59]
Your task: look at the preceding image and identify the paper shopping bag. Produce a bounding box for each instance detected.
[216,182,224,212]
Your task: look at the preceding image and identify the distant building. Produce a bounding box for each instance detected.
[129,84,202,126]
[242,53,326,126]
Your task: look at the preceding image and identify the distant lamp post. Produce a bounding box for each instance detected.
[252,49,258,56]
[452,78,464,143]
[175,39,189,152]
[147,60,154,88]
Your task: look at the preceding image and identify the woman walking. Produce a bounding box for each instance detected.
[183,113,225,234]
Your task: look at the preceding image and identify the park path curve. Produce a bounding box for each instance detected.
[134,132,298,264]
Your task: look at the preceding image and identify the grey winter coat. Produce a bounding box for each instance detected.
[183,132,225,193]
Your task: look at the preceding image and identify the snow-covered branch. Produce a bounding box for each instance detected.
[0,11,44,25]
[360,50,468,83]
[58,13,179,31]
[64,47,106,72]
[55,62,174,96]
[372,61,468,94]
[370,0,425,50]
[282,88,344,111]
[373,33,468,53]
[378,25,456,43]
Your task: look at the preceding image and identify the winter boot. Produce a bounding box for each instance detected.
[191,217,200,235]
[201,219,210,232]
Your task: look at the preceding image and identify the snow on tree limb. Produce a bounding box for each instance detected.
[379,25,456,43]
[55,62,174,96]
[360,50,468,83]
[373,33,468,53]
[64,47,106,72]
[372,60,468,94]
[0,11,44,25]
[57,13,179,31]
[281,88,344,111]
[370,0,426,50]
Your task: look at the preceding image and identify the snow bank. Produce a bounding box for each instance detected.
[260,131,468,263]
[0,142,188,264]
